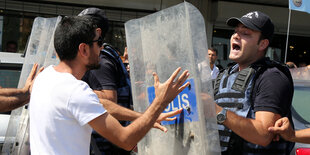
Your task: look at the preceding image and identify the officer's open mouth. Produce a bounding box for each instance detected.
[232,43,240,50]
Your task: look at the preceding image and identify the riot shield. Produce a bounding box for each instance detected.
[125,2,220,155]
[2,16,61,155]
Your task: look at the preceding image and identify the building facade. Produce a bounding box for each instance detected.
[0,0,310,85]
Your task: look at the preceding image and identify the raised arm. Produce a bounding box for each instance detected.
[94,75,182,132]
[97,96,182,132]
[89,67,190,150]
[0,64,43,112]
[95,89,141,121]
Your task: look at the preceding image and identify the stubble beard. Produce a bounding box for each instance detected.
[86,56,100,70]
[86,63,100,70]
[86,49,100,70]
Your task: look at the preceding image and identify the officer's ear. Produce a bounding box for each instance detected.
[258,39,269,52]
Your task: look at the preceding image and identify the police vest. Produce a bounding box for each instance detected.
[214,58,294,155]
[101,43,133,111]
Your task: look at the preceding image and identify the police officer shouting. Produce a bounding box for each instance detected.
[213,11,294,155]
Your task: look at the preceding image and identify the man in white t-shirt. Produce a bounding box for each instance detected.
[29,16,190,155]
[198,47,219,81]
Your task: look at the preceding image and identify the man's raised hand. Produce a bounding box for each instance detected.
[153,67,190,105]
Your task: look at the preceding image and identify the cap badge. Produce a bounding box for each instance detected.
[242,11,259,19]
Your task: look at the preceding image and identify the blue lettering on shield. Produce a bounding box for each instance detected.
[147,78,198,125]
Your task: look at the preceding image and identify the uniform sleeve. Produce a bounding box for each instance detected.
[68,82,107,126]
[85,56,118,90]
[253,68,293,116]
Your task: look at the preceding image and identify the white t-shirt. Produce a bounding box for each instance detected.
[29,66,106,155]
[211,64,219,80]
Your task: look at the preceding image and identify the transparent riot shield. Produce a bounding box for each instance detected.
[125,2,220,155]
[2,16,61,155]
